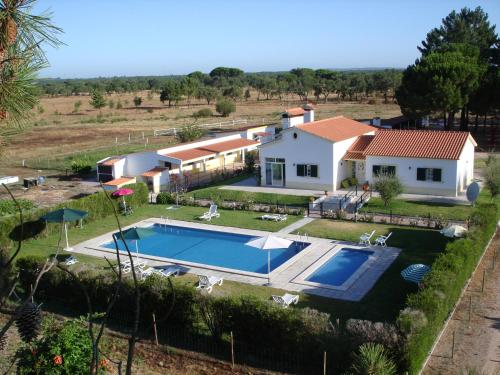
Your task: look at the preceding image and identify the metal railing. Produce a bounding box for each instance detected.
[153,119,250,136]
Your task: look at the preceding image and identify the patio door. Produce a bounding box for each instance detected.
[265,158,285,186]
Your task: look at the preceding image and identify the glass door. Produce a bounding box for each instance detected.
[272,163,283,186]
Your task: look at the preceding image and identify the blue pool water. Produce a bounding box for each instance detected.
[103,224,306,274]
[306,248,374,286]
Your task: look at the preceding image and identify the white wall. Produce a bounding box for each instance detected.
[332,137,362,190]
[365,156,459,196]
[112,159,125,179]
[122,152,168,177]
[259,128,334,191]
[282,115,304,129]
[456,139,475,193]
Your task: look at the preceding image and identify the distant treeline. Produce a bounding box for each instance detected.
[36,68,403,105]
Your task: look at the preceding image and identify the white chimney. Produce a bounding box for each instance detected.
[282,108,305,129]
[303,104,315,123]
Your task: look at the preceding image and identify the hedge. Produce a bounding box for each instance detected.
[16,256,406,373]
[0,183,148,247]
[400,203,497,374]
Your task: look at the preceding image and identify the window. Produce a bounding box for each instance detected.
[372,165,396,176]
[417,168,442,182]
[297,164,318,178]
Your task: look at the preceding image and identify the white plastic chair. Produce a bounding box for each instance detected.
[375,232,392,247]
[272,293,299,308]
[63,256,78,266]
[196,275,223,293]
[199,204,220,221]
[359,230,376,246]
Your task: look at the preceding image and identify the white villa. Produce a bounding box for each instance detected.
[97,133,261,192]
[259,106,476,196]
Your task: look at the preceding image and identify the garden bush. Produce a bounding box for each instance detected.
[70,159,92,175]
[0,183,148,247]
[156,192,176,205]
[15,318,104,374]
[0,198,35,215]
[400,202,497,374]
[192,108,213,119]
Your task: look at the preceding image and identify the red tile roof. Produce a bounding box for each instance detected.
[297,116,376,142]
[165,148,214,161]
[141,167,167,177]
[162,138,259,162]
[343,135,375,160]
[284,107,305,117]
[103,177,135,186]
[100,158,122,166]
[363,130,475,160]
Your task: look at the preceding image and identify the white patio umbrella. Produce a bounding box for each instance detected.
[440,225,468,238]
[245,235,293,285]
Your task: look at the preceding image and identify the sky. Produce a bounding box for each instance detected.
[33,0,500,79]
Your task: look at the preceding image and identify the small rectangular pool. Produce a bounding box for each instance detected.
[102,224,307,274]
[306,248,374,286]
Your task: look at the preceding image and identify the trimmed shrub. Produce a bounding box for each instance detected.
[348,343,397,375]
[215,99,235,117]
[156,192,176,205]
[341,178,351,189]
[71,159,92,175]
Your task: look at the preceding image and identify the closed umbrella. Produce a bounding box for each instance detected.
[41,208,88,251]
[401,264,430,284]
[246,235,293,285]
[112,188,134,212]
[440,225,467,238]
[114,227,155,259]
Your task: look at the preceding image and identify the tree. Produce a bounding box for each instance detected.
[372,71,393,103]
[133,96,142,108]
[396,46,484,130]
[199,85,218,105]
[73,100,82,113]
[314,69,339,103]
[222,85,242,101]
[181,76,199,106]
[419,7,498,57]
[484,156,500,199]
[244,88,251,101]
[159,80,182,107]
[348,343,397,375]
[176,124,204,143]
[373,173,403,207]
[89,90,106,111]
[290,68,316,100]
[215,98,235,117]
[0,0,62,127]
[108,99,114,109]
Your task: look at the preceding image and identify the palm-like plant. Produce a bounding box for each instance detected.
[0,0,62,126]
[348,343,397,375]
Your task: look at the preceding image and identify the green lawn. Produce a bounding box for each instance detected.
[19,204,301,262]
[360,197,472,220]
[186,175,311,207]
[292,219,450,321]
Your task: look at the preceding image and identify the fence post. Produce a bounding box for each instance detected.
[323,351,327,375]
[115,136,118,144]
[22,159,25,167]
[230,331,235,369]
[142,132,145,139]
[152,313,159,346]
[128,134,131,143]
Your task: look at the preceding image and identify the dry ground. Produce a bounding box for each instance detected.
[0,91,402,164]
[423,230,500,375]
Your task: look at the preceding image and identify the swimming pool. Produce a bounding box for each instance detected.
[102,224,307,274]
[306,248,374,287]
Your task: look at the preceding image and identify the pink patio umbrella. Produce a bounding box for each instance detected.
[111,188,134,211]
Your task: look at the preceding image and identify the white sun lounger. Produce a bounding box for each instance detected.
[359,230,376,246]
[261,214,288,222]
[272,293,299,308]
[121,259,148,274]
[199,204,220,221]
[157,265,181,277]
[196,275,223,293]
[63,256,78,266]
[375,232,392,247]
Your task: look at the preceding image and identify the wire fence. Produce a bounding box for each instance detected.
[38,296,325,374]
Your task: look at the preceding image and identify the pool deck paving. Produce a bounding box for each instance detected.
[70,218,400,302]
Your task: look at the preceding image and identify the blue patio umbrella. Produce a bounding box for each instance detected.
[401,264,431,284]
[41,208,88,251]
[113,227,155,259]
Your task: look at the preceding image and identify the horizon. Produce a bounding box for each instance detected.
[34,0,500,79]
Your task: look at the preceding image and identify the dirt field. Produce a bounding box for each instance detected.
[0,91,402,164]
[423,230,500,375]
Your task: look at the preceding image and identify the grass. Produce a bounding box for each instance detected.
[19,204,301,262]
[359,197,472,221]
[292,220,450,321]
[17,199,448,323]
[187,175,311,207]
